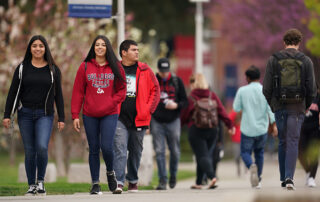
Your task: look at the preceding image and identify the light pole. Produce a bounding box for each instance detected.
[190,0,209,74]
[117,0,125,58]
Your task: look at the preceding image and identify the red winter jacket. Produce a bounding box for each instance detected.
[181,89,233,129]
[133,62,160,127]
[71,59,126,119]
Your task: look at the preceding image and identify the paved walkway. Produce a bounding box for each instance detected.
[1,158,320,202]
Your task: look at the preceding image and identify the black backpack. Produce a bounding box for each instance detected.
[272,52,306,104]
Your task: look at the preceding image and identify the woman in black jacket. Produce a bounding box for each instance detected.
[2,35,65,195]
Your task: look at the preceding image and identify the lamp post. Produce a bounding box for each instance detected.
[190,0,209,74]
[117,0,125,57]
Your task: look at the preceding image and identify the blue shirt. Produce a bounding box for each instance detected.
[233,82,275,137]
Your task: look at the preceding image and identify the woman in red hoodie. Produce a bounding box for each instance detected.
[71,35,126,194]
[181,73,234,189]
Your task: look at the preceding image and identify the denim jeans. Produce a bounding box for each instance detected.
[17,107,54,185]
[240,133,267,179]
[151,118,181,183]
[113,121,145,185]
[275,109,304,181]
[83,114,118,183]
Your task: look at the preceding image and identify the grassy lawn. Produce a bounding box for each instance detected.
[0,153,195,196]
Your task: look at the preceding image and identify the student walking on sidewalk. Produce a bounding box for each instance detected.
[181,73,234,189]
[263,28,316,190]
[113,40,160,194]
[3,35,65,195]
[233,66,277,189]
[71,35,126,194]
[151,58,188,190]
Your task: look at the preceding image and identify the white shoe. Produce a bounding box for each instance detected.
[250,164,259,187]
[254,182,261,189]
[305,173,310,185]
[307,177,317,188]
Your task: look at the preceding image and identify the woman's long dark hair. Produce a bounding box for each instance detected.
[84,35,125,87]
[23,35,56,77]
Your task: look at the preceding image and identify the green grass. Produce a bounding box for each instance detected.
[0,153,195,196]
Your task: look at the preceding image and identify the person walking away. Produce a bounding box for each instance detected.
[113,40,160,194]
[181,73,234,189]
[229,110,242,177]
[71,35,126,194]
[151,58,188,190]
[233,66,277,189]
[298,92,320,188]
[3,35,65,195]
[263,28,316,190]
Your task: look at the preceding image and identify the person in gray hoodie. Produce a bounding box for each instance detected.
[263,28,316,190]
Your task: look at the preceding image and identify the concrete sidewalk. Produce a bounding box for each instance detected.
[1,159,320,202]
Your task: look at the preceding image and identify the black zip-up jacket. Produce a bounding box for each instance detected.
[4,62,65,122]
[263,48,316,113]
[152,73,188,123]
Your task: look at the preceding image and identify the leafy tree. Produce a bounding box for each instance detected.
[211,0,311,63]
[305,0,320,56]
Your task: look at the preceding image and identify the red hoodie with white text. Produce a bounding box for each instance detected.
[71,59,126,119]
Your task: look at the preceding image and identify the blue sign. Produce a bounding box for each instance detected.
[68,0,112,18]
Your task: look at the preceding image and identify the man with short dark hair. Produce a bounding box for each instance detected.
[113,39,160,194]
[233,66,276,189]
[151,58,188,190]
[263,28,316,190]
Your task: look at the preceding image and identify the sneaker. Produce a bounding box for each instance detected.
[254,182,262,189]
[250,164,259,187]
[90,183,102,195]
[281,181,286,188]
[25,185,37,196]
[112,184,123,194]
[156,181,167,190]
[37,181,46,195]
[285,178,295,190]
[305,172,310,185]
[107,171,118,192]
[128,183,138,193]
[169,176,176,189]
[307,177,317,188]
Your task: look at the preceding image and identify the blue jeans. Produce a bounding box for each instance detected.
[240,133,267,179]
[83,114,118,183]
[113,121,145,185]
[151,118,181,183]
[275,109,304,181]
[17,107,54,185]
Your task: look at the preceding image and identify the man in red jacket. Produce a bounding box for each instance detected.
[113,40,160,194]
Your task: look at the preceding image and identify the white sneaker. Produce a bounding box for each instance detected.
[307,177,317,188]
[305,172,310,185]
[250,164,259,187]
[254,182,261,189]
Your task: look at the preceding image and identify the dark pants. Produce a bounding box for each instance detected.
[299,124,320,178]
[18,107,54,185]
[275,109,305,181]
[188,125,217,185]
[83,114,118,183]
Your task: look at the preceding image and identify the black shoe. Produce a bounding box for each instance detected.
[156,181,167,190]
[285,178,295,190]
[107,171,118,192]
[25,185,37,196]
[90,183,102,195]
[37,181,46,195]
[169,176,176,189]
[281,181,286,188]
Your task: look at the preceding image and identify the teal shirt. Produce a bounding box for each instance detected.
[233,82,275,137]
